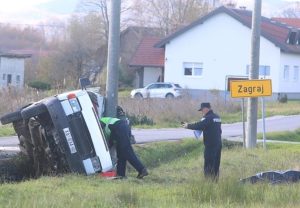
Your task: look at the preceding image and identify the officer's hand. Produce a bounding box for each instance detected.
[181,122,188,128]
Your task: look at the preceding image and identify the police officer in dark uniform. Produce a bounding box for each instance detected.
[100,117,148,179]
[116,106,136,144]
[182,102,222,180]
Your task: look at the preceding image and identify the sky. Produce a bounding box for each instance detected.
[235,0,300,16]
[0,0,79,25]
[0,0,300,25]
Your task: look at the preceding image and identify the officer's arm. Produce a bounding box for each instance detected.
[187,117,212,130]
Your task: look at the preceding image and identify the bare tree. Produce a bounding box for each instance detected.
[281,2,300,18]
[77,0,132,42]
[77,0,110,42]
[36,14,107,88]
[130,0,211,35]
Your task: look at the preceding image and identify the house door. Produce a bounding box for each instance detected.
[7,74,12,86]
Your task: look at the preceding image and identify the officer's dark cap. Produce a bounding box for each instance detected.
[198,102,211,111]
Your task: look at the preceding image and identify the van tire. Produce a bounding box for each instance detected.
[0,111,22,125]
[21,103,47,119]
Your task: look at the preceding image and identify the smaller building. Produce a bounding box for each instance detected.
[0,52,31,89]
[129,37,165,88]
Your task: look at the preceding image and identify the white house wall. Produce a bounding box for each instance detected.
[0,57,24,88]
[164,12,281,93]
[143,67,162,86]
[279,53,300,93]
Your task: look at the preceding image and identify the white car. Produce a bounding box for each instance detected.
[131,82,182,99]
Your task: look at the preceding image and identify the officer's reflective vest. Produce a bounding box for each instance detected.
[100,117,120,139]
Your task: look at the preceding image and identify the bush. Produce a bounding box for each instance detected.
[128,114,155,126]
[278,94,288,103]
[28,81,51,90]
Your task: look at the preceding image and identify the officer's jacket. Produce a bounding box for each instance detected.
[187,110,222,147]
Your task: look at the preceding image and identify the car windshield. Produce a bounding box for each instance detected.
[146,84,158,89]
[174,84,182,88]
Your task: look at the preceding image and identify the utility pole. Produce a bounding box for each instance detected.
[246,0,262,148]
[105,0,121,117]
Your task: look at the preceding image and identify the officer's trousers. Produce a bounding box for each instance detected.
[110,120,145,177]
[204,144,222,180]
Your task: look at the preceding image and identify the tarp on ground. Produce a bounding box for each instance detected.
[240,170,300,184]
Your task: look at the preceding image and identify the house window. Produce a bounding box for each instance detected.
[16,75,21,85]
[284,65,290,81]
[2,74,6,80]
[293,66,299,82]
[246,65,270,77]
[183,62,203,76]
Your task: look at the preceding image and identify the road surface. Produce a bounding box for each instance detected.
[1,115,300,150]
[134,115,300,143]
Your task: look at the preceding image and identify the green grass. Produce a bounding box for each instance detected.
[118,89,132,98]
[0,140,300,207]
[258,128,300,142]
[0,124,15,137]
[264,100,300,117]
[220,100,300,124]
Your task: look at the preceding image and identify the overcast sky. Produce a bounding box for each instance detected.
[235,0,300,16]
[0,0,79,25]
[0,0,299,25]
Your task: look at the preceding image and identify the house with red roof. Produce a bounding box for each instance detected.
[129,37,165,87]
[131,6,300,99]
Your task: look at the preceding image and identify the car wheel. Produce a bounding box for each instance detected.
[166,93,174,99]
[134,93,143,99]
[21,103,47,119]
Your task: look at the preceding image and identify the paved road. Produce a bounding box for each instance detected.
[134,115,300,143]
[1,115,300,150]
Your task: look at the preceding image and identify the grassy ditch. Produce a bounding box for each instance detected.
[0,139,299,207]
[258,128,300,142]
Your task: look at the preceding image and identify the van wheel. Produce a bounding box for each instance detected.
[0,103,33,125]
[21,103,47,119]
[1,110,22,125]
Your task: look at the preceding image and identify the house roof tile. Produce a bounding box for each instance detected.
[129,37,164,67]
[272,18,300,29]
[155,6,300,54]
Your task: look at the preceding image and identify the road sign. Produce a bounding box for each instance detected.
[226,76,248,92]
[230,79,272,98]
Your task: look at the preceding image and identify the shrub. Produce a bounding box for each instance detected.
[278,94,288,103]
[28,81,51,90]
[128,114,155,126]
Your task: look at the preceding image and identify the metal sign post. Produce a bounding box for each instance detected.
[241,98,246,148]
[261,97,266,149]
